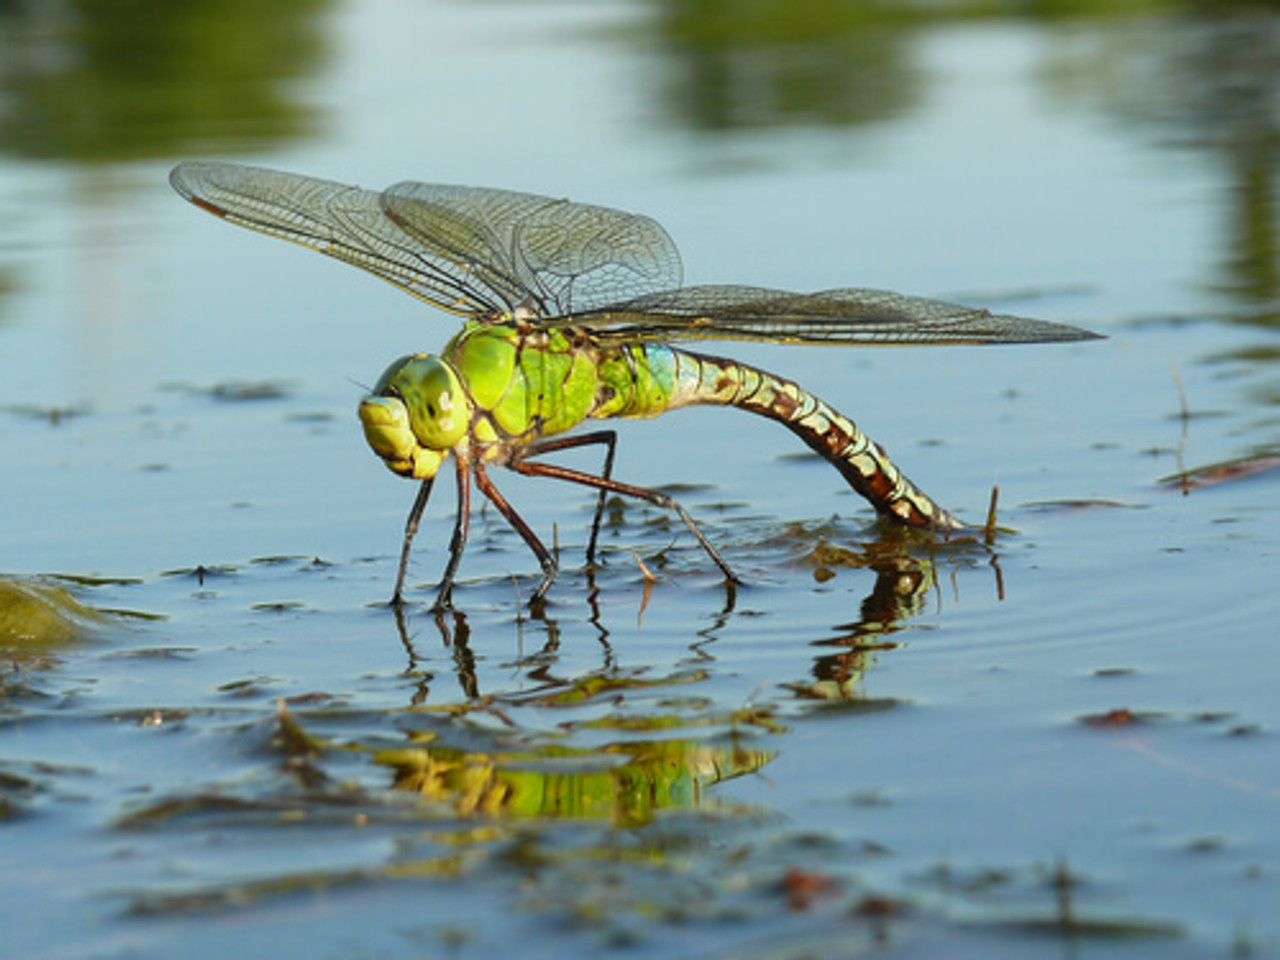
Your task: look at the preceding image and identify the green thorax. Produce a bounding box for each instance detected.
[443,321,693,443]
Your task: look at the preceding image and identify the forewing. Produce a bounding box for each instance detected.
[171,163,1098,345]
[383,182,683,317]
[569,285,1103,345]
[170,162,512,316]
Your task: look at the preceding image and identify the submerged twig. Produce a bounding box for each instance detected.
[1172,359,1190,496]
[634,552,659,584]
[990,553,1005,602]
[984,485,1000,545]
[1171,358,1189,423]
[634,552,658,624]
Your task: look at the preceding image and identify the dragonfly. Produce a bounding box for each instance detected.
[170,162,1101,608]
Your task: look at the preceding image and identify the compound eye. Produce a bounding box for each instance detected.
[372,355,418,397]
[400,357,469,450]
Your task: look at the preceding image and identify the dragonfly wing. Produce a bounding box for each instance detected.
[383,182,683,318]
[570,285,1103,345]
[172,164,1098,344]
[170,162,512,316]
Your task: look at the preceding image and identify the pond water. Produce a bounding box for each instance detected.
[3,2,1279,958]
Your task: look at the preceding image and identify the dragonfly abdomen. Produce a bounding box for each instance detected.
[662,348,961,530]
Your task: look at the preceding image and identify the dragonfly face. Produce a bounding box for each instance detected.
[359,354,470,480]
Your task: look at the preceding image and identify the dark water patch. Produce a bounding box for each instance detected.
[280,691,348,709]
[1092,666,1137,678]
[567,705,781,734]
[1210,342,1280,364]
[159,563,239,583]
[0,670,61,707]
[124,864,377,918]
[775,448,825,463]
[0,758,94,821]
[248,554,313,566]
[973,911,1184,941]
[115,788,402,833]
[0,403,90,424]
[159,379,294,402]
[916,859,1184,942]
[946,282,1100,308]
[649,481,717,495]
[48,573,146,588]
[786,691,901,718]
[0,763,46,820]
[250,600,307,612]
[1076,707,1270,738]
[100,646,196,661]
[96,606,167,623]
[507,667,709,708]
[1225,722,1263,738]
[1159,452,1280,491]
[216,676,287,700]
[1079,707,1162,728]
[1182,835,1226,854]
[1020,498,1134,516]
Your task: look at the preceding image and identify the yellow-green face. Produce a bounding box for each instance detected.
[359,354,470,479]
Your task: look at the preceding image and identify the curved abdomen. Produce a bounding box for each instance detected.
[592,343,960,530]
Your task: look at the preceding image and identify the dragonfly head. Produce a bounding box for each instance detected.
[359,354,470,479]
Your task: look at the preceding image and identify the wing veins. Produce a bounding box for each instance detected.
[172,163,1102,345]
[562,285,1102,346]
[171,163,517,316]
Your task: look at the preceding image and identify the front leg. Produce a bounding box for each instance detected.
[432,453,472,611]
[392,476,435,607]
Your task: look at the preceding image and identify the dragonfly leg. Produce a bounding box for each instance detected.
[432,454,472,611]
[393,476,435,607]
[508,459,741,586]
[473,459,559,604]
[522,430,618,567]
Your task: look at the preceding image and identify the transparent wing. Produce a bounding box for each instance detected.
[383,182,682,316]
[169,162,682,318]
[170,162,509,315]
[171,163,1099,345]
[566,285,1102,346]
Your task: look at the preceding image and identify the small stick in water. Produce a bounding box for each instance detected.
[984,485,1000,545]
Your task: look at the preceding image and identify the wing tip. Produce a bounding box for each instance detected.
[168,161,195,198]
[168,161,219,208]
[986,312,1106,344]
[169,171,229,218]
[1036,322,1107,344]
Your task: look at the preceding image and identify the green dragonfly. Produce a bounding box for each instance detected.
[170,162,1101,608]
